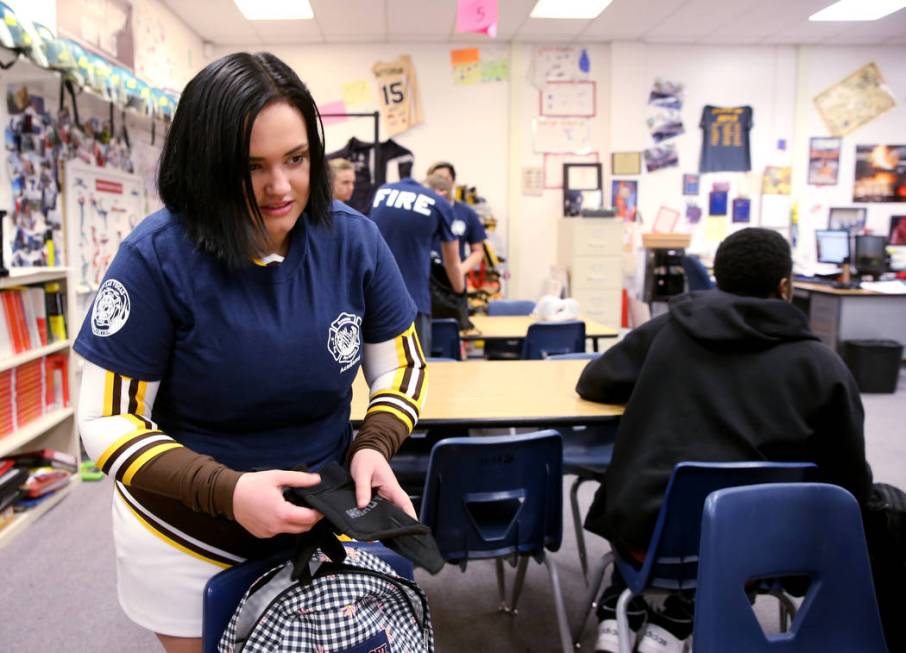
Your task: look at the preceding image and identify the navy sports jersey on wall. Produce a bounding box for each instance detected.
[327,137,414,215]
[699,105,753,173]
[369,178,456,315]
[74,202,416,472]
[431,201,487,261]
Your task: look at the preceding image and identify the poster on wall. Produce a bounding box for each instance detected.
[682,174,700,195]
[530,46,590,89]
[64,161,144,325]
[532,117,592,154]
[853,145,906,203]
[543,152,598,189]
[540,81,595,117]
[648,79,684,110]
[762,166,792,195]
[611,179,638,222]
[643,143,678,173]
[58,0,135,70]
[133,0,202,91]
[647,110,684,143]
[372,55,424,137]
[808,137,841,186]
[813,62,896,137]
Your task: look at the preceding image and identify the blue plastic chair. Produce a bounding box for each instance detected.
[547,351,612,580]
[695,483,887,652]
[430,318,462,360]
[485,300,535,359]
[419,430,573,653]
[201,542,414,653]
[521,320,586,359]
[573,461,816,652]
[682,255,715,291]
[487,299,535,316]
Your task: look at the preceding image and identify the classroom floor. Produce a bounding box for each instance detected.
[1,367,904,652]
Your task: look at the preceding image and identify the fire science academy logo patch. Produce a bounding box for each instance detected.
[91,279,131,337]
[328,312,362,372]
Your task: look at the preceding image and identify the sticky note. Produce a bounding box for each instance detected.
[450,48,480,66]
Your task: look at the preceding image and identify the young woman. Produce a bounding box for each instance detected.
[75,52,426,653]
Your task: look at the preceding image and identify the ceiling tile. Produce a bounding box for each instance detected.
[251,20,324,44]
[581,0,686,40]
[160,0,260,43]
[643,0,760,39]
[310,0,385,39]
[387,0,454,40]
[514,17,592,39]
[823,8,906,44]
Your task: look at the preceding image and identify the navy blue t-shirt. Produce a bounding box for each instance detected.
[699,105,753,173]
[74,202,416,472]
[431,201,487,261]
[368,178,455,314]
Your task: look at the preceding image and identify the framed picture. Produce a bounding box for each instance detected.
[563,162,603,217]
[732,197,751,223]
[890,216,906,246]
[652,206,680,233]
[828,207,867,233]
[808,137,841,186]
[611,151,641,175]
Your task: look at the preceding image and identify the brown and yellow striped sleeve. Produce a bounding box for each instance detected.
[78,361,242,518]
[349,322,428,461]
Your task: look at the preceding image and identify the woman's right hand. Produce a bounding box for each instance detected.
[232,470,323,538]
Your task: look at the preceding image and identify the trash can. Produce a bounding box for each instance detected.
[842,339,903,393]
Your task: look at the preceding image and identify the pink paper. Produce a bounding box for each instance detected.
[318,100,348,126]
[456,0,498,38]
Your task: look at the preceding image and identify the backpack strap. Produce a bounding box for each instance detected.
[290,519,348,583]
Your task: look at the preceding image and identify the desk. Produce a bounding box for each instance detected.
[351,359,622,429]
[793,282,906,357]
[463,315,619,352]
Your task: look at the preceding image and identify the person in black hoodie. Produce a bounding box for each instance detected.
[576,228,872,653]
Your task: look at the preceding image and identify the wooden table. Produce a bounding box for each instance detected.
[351,359,622,429]
[462,315,619,352]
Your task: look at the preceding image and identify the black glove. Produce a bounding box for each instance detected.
[285,462,444,574]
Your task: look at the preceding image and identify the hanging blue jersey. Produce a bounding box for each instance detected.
[431,201,487,261]
[699,105,753,173]
[369,178,455,314]
[74,202,416,472]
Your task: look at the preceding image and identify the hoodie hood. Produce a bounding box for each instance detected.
[668,289,817,348]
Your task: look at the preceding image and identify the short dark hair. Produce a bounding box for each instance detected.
[158,52,331,266]
[714,228,792,298]
[427,161,456,181]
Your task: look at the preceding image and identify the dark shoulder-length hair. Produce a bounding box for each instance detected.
[158,52,332,266]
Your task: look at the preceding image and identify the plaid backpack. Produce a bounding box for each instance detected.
[218,544,434,653]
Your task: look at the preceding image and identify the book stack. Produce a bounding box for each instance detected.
[0,460,28,529]
[0,285,68,358]
[0,355,70,438]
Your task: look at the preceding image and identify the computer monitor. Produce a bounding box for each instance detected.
[816,229,850,265]
[854,235,887,277]
[828,207,867,235]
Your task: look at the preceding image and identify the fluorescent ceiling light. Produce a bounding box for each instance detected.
[809,0,906,21]
[233,0,313,20]
[530,0,614,20]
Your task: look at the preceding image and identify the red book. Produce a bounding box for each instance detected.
[1,292,24,354]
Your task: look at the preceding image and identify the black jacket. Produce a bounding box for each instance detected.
[576,289,872,551]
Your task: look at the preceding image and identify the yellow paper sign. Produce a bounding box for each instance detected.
[341,80,373,106]
[452,62,481,86]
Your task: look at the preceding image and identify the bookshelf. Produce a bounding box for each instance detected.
[0,267,78,550]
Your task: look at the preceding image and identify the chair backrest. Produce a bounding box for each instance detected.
[694,483,887,653]
[682,255,715,291]
[419,430,563,562]
[201,543,414,653]
[487,299,536,316]
[430,318,461,360]
[521,320,586,359]
[617,461,816,594]
[546,352,600,360]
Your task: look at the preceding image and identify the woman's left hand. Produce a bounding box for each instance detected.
[349,448,417,519]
